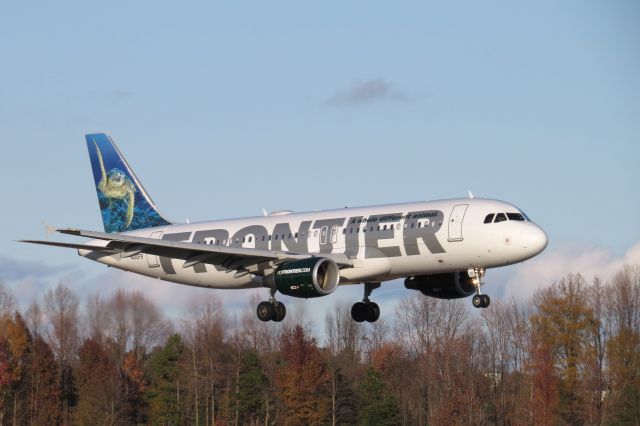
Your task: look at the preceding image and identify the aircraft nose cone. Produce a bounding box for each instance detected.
[526,225,548,255]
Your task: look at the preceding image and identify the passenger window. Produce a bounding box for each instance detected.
[484,214,495,224]
[418,222,421,228]
[274,234,278,240]
[248,236,252,243]
[507,213,525,221]
[494,213,507,223]
[262,236,265,241]
[295,232,298,238]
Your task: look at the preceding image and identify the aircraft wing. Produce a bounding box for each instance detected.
[20,228,354,274]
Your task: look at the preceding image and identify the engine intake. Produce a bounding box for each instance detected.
[274,258,340,298]
[404,272,476,299]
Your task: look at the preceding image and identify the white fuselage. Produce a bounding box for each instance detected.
[80,198,547,289]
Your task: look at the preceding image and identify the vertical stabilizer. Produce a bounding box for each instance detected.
[85,133,172,233]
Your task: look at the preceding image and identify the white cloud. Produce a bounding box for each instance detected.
[503,241,640,300]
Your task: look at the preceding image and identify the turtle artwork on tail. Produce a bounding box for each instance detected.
[93,141,137,228]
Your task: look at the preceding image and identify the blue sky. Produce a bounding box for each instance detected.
[1,1,638,332]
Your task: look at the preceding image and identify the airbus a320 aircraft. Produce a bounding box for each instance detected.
[22,134,548,323]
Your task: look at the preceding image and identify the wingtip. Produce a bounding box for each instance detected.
[41,221,58,236]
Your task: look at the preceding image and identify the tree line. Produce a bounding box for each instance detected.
[0,265,638,425]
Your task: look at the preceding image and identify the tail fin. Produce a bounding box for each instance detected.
[85,133,172,233]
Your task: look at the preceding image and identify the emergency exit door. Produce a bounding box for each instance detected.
[448,204,468,241]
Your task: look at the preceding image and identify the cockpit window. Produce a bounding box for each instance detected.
[519,210,531,221]
[507,212,525,221]
[484,214,495,224]
[494,213,507,223]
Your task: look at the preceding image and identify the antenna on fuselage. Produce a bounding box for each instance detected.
[468,190,475,199]
[262,208,268,217]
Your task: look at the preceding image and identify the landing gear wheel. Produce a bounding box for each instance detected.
[273,301,286,322]
[481,294,490,308]
[351,302,367,322]
[472,294,484,308]
[366,302,380,323]
[257,301,275,322]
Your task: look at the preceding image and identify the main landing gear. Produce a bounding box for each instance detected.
[257,288,286,322]
[351,282,381,323]
[469,267,490,308]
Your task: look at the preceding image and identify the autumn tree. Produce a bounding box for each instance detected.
[276,325,330,425]
[73,338,124,425]
[0,313,31,425]
[529,274,596,425]
[605,265,640,424]
[28,334,61,426]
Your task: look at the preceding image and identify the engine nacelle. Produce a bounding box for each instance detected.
[404,272,476,299]
[274,258,340,298]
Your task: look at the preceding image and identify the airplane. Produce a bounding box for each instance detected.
[21,133,548,323]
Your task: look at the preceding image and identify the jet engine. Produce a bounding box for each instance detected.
[274,258,340,298]
[404,271,476,299]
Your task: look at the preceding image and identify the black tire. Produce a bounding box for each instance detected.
[472,295,483,308]
[257,301,274,322]
[482,294,491,308]
[366,302,380,323]
[351,302,367,322]
[273,301,286,322]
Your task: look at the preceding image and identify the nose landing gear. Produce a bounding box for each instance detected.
[257,288,287,322]
[351,282,381,323]
[469,268,490,308]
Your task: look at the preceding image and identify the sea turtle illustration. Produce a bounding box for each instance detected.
[94,141,137,228]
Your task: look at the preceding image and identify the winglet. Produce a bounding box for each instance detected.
[42,221,57,236]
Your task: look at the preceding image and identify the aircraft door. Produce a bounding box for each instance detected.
[147,230,162,267]
[320,226,328,245]
[330,225,339,244]
[448,204,468,241]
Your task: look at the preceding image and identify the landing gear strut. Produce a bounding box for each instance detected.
[469,267,490,308]
[257,288,286,322]
[351,282,381,323]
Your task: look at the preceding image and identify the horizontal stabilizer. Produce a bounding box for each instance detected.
[18,240,120,253]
